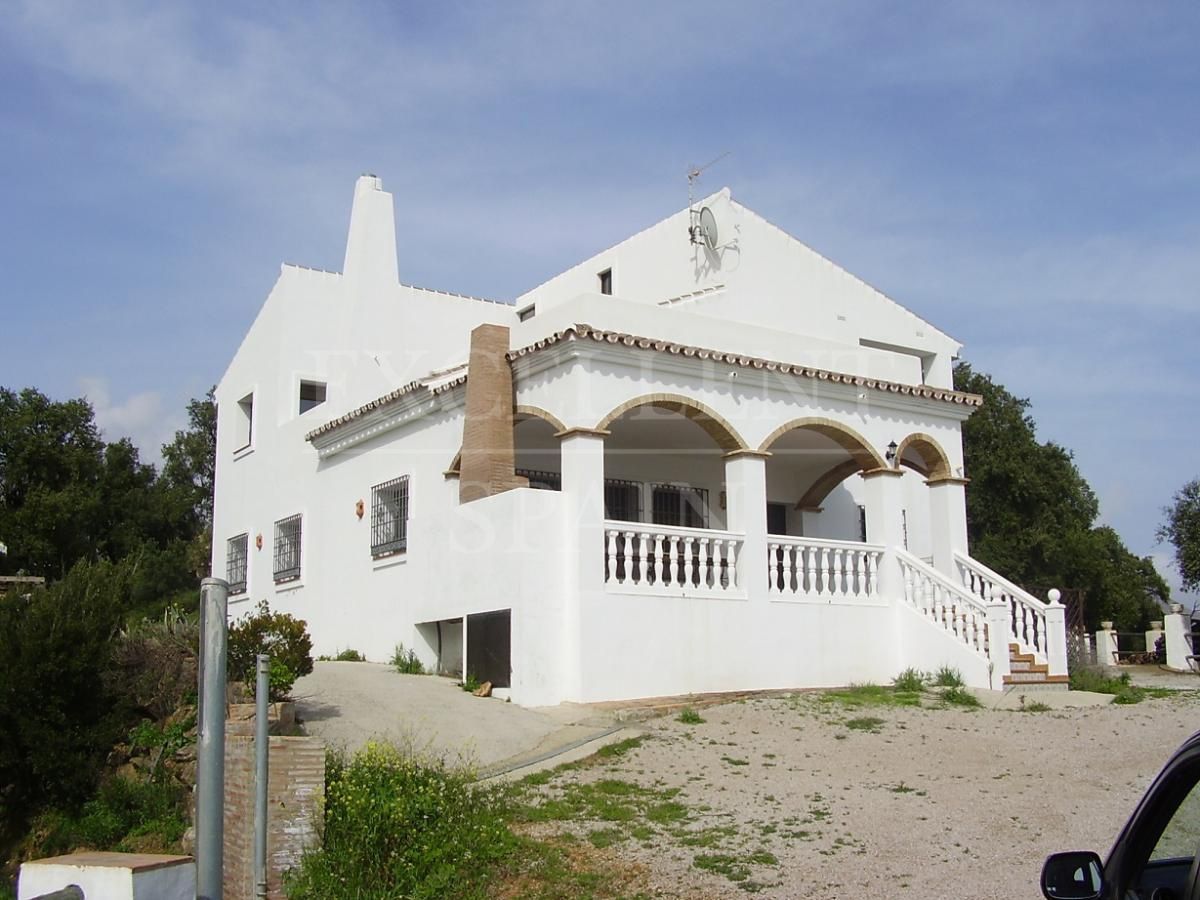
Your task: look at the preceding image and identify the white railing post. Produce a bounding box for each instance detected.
[986,595,1012,689]
[1043,589,1068,677]
[1095,623,1119,668]
[1165,605,1194,671]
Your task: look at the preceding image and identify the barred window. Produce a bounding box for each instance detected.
[273,515,302,582]
[371,476,409,557]
[604,478,642,522]
[516,468,561,491]
[651,484,708,529]
[226,533,248,594]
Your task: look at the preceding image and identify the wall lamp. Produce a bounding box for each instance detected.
[885,441,898,463]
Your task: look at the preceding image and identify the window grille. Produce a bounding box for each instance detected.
[371,476,409,556]
[651,484,709,529]
[226,533,248,594]
[273,514,302,582]
[604,478,642,522]
[516,468,561,491]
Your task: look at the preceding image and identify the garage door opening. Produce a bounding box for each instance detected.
[466,609,511,689]
[416,618,464,678]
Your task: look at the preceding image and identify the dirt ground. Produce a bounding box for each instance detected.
[520,689,1200,899]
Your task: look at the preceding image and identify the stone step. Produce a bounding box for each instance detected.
[1009,661,1049,674]
[1003,672,1069,686]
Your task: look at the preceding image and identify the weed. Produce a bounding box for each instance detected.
[890,782,916,794]
[721,756,750,766]
[1017,695,1052,713]
[461,672,482,693]
[932,666,965,687]
[596,736,643,759]
[587,826,625,848]
[821,683,921,709]
[941,686,981,708]
[893,668,925,693]
[1069,667,1145,704]
[845,716,885,732]
[677,707,706,725]
[391,643,426,675]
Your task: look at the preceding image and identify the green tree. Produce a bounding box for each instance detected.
[955,362,1167,630]
[1160,479,1200,592]
[0,387,105,576]
[161,389,217,578]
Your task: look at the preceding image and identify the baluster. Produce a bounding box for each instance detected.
[684,539,697,587]
[802,546,814,595]
[816,547,828,596]
[654,534,667,583]
[867,552,878,598]
[901,562,913,607]
[1038,612,1047,654]
[637,533,649,585]
[698,538,710,588]
[620,532,634,585]
[712,540,725,589]
[667,536,680,586]
[727,540,739,589]
[787,545,799,594]
[605,530,617,584]
[932,580,944,626]
[853,551,864,600]
[828,548,841,597]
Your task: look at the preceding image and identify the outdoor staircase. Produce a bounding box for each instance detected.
[1005,643,1069,690]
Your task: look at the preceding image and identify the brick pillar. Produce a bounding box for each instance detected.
[459,324,528,503]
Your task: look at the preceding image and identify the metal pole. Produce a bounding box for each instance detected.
[253,653,270,899]
[197,577,229,900]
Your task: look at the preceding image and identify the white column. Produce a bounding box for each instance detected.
[559,429,608,702]
[723,451,769,598]
[1095,624,1119,668]
[986,599,1012,688]
[1044,589,1068,677]
[926,476,970,578]
[1165,605,1194,671]
[863,467,906,676]
[1145,620,1164,660]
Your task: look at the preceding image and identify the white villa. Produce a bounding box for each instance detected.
[211,174,1068,707]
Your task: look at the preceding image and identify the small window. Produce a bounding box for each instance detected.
[598,268,612,295]
[273,514,302,583]
[517,305,536,322]
[516,468,560,491]
[236,393,254,450]
[371,476,409,557]
[652,484,709,529]
[604,478,642,522]
[299,380,327,415]
[858,505,868,543]
[226,534,248,595]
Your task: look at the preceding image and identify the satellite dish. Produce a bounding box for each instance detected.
[698,206,718,250]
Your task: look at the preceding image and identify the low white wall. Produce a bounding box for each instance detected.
[893,602,992,689]
[573,590,900,703]
[18,855,195,900]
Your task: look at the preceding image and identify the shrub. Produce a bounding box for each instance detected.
[392,644,426,675]
[932,666,965,688]
[1070,667,1145,704]
[677,707,705,725]
[892,668,925,693]
[227,601,313,701]
[29,776,188,858]
[461,673,482,693]
[941,686,981,708]
[285,743,517,899]
[0,560,134,827]
[247,658,296,702]
[107,606,199,721]
[335,648,365,662]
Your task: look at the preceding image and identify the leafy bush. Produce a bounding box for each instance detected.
[285,743,517,899]
[677,707,705,725]
[932,666,965,688]
[392,644,426,675]
[892,668,925,693]
[247,657,296,702]
[29,776,188,858]
[335,648,365,662]
[227,601,313,701]
[0,560,134,828]
[107,606,199,721]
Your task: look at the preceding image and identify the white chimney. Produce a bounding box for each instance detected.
[342,173,399,296]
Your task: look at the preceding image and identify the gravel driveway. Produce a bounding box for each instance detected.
[517,688,1200,898]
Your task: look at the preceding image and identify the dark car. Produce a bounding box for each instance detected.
[1042,729,1200,900]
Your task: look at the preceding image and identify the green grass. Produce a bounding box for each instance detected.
[820,683,922,709]
[596,736,643,759]
[940,686,981,708]
[892,668,925,693]
[1070,667,1146,704]
[677,707,706,725]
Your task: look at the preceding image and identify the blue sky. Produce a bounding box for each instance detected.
[1,1,1196,599]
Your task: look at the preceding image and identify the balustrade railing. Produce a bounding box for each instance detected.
[955,552,1048,661]
[767,537,882,602]
[898,551,990,659]
[604,522,742,594]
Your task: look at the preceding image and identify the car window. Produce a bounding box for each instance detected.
[1149,778,1200,862]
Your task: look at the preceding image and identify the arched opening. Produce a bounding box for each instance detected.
[759,419,886,542]
[895,433,952,481]
[596,394,747,454]
[513,409,562,490]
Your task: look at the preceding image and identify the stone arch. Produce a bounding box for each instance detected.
[594,393,748,452]
[515,405,567,433]
[895,432,952,481]
[757,417,887,471]
[796,459,862,510]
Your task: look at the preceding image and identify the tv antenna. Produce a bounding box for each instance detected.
[688,151,729,249]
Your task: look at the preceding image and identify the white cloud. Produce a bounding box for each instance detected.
[78,376,179,465]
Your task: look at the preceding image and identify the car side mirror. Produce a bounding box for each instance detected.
[1041,851,1103,900]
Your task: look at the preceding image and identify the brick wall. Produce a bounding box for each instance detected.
[459,323,528,503]
[223,735,324,900]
